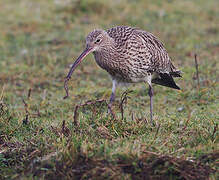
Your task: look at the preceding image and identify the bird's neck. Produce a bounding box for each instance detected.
[94,38,117,57]
[93,44,117,70]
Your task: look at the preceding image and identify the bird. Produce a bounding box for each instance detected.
[63,26,181,124]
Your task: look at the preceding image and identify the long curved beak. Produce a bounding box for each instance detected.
[66,46,93,79]
[63,46,93,99]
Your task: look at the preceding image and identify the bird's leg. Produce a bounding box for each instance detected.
[108,80,117,119]
[108,92,115,112]
[148,85,154,125]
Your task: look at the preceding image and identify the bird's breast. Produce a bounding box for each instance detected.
[93,51,123,73]
[93,51,131,81]
[93,51,153,83]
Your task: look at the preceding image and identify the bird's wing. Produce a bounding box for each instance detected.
[134,29,181,75]
[107,26,137,48]
[107,26,181,77]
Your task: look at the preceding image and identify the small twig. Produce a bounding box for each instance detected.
[141,149,160,156]
[61,120,70,137]
[22,89,32,125]
[62,120,66,132]
[182,108,191,131]
[73,99,106,126]
[73,105,80,126]
[211,124,218,141]
[119,90,133,120]
[22,98,29,125]
[131,112,134,122]
[28,88,32,99]
[23,114,28,125]
[0,84,5,101]
[22,99,28,108]
[194,54,200,89]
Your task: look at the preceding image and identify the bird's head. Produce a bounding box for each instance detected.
[66,29,111,76]
[86,29,110,52]
[63,29,112,98]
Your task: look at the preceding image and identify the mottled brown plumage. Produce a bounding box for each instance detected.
[64,26,182,124]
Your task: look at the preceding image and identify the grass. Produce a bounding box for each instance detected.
[0,0,218,179]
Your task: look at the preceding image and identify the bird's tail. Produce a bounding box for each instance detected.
[169,62,182,77]
[152,73,180,90]
[170,70,182,77]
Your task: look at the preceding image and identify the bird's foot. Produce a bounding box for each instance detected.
[150,120,156,127]
[150,115,155,126]
[145,116,156,127]
[108,104,116,119]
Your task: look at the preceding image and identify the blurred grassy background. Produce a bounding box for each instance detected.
[0,0,218,179]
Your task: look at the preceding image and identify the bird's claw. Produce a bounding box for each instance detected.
[108,104,116,119]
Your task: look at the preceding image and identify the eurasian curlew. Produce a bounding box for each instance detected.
[64,26,182,124]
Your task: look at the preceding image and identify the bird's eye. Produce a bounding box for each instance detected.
[95,39,101,43]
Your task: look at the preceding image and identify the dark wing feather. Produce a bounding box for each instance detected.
[152,73,180,90]
[107,26,136,48]
[135,29,181,75]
